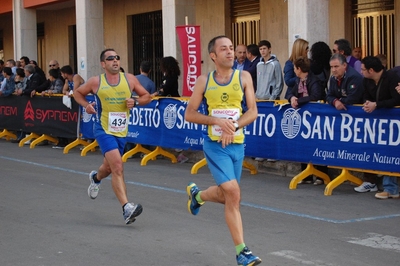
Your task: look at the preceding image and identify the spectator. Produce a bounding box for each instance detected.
[21,64,46,98]
[61,65,85,96]
[48,59,63,80]
[246,44,261,91]
[156,56,180,97]
[375,54,388,70]
[19,56,29,69]
[284,38,309,99]
[333,39,362,74]
[40,68,64,96]
[256,40,283,100]
[0,67,16,97]
[326,53,364,110]
[309,41,332,100]
[356,56,400,198]
[5,59,17,75]
[0,60,4,83]
[36,60,64,93]
[232,44,250,70]
[14,68,27,95]
[352,46,362,60]
[134,60,156,95]
[287,57,328,185]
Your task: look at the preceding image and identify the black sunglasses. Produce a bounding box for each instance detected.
[105,55,121,61]
[49,64,56,67]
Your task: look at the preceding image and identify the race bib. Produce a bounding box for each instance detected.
[108,112,127,133]
[211,108,240,136]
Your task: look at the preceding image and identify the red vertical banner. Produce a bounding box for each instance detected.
[176,25,202,96]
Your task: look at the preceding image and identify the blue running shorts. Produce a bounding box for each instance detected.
[203,139,244,186]
[96,133,127,156]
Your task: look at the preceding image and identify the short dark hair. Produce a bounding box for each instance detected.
[208,35,229,54]
[3,67,12,76]
[334,39,352,56]
[60,65,73,75]
[16,68,25,77]
[294,57,310,73]
[49,69,60,79]
[20,56,30,65]
[100,48,116,62]
[140,61,152,73]
[361,56,384,72]
[258,40,271,49]
[247,44,260,57]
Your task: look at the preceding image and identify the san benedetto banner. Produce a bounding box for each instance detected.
[78,97,400,173]
[176,25,201,96]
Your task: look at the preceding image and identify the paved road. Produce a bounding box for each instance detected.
[0,140,399,266]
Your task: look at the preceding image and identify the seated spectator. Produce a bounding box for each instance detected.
[0,67,16,97]
[14,68,27,96]
[61,65,85,96]
[286,57,327,185]
[326,53,364,110]
[41,69,64,96]
[21,64,47,98]
[29,60,46,84]
[357,56,400,198]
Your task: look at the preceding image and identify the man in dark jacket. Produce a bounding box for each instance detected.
[22,64,46,97]
[356,56,400,199]
[326,53,363,110]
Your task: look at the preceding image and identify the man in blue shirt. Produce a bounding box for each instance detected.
[134,61,156,95]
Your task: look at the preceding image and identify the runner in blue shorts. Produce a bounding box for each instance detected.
[74,48,151,225]
[185,36,261,265]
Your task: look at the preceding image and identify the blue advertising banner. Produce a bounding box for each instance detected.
[79,97,400,173]
[245,102,400,173]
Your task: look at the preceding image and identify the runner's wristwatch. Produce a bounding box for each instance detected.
[233,122,239,132]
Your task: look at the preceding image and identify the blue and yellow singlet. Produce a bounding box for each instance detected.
[93,72,131,137]
[203,69,245,143]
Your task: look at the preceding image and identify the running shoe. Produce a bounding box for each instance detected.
[186,182,204,215]
[236,246,262,266]
[354,182,378,193]
[123,203,143,224]
[88,171,100,199]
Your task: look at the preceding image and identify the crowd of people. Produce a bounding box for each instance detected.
[232,37,400,200]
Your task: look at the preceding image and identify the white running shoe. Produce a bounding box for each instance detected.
[88,171,100,199]
[354,182,378,193]
[123,203,143,224]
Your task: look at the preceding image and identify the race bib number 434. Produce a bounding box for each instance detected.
[108,112,127,133]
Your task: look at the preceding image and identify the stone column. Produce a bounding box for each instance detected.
[287,0,329,52]
[75,0,104,81]
[162,0,195,58]
[162,0,195,95]
[12,0,37,60]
